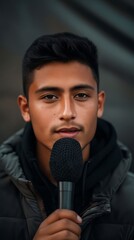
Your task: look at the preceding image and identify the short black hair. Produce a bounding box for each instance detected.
[22,32,99,97]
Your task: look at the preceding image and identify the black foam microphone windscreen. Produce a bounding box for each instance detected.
[50,137,83,183]
[50,138,83,209]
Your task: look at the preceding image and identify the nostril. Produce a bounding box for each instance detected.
[59,113,76,121]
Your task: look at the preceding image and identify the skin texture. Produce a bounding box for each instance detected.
[18,61,105,239]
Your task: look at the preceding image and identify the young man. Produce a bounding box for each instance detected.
[0,32,134,240]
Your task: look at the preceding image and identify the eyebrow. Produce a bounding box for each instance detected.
[35,84,95,94]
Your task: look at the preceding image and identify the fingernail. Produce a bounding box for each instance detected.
[77,215,82,223]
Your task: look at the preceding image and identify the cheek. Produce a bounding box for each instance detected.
[30,109,58,139]
[81,106,98,135]
[29,102,54,120]
[85,117,97,133]
[80,102,98,120]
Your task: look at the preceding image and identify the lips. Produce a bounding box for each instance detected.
[56,127,80,133]
[55,127,81,138]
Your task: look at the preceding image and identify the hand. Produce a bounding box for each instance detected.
[33,209,82,240]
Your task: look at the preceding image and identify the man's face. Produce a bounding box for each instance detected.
[18,61,105,162]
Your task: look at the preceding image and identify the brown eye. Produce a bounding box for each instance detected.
[75,93,89,100]
[44,95,57,100]
[41,94,58,102]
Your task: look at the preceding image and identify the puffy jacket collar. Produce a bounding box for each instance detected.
[0,129,25,179]
[0,129,37,199]
[81,119,132,199]
[93,142,132,198]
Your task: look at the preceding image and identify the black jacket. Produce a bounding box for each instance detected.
[0,119,134,240]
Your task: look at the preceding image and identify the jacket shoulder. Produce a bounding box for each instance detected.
[111,171,134,223]
[118,171,134,197]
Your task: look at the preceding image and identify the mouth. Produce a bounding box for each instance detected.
[55,127,81,138]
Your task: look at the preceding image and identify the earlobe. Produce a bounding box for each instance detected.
[97,91,105,118]
[17,95,31,122]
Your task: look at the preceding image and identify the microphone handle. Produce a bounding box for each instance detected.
[59,181,75,210]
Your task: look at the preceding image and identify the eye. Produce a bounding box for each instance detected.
[40,94,58,102]
[75,93,89,100]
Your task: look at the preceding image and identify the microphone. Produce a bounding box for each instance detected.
[50,138,83,210]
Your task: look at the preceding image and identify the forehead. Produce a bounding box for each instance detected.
[31,61,97,90]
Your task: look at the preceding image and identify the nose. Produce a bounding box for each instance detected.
[59,96,76,121]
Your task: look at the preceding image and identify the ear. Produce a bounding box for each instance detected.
[97,91,105,118]
[17,95,31,122]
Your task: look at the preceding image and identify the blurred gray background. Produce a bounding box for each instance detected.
[0,0,134,170]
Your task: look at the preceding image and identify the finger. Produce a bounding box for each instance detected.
[33,218,81,240]
[41,209,82,227]
[46,229,81,240]
[43,218,81,237]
